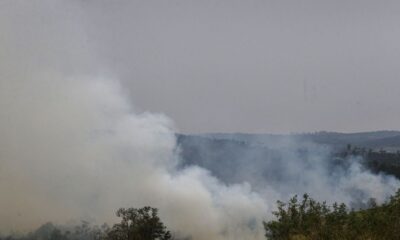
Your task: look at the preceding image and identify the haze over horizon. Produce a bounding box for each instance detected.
[3,0,400,134]
[81,0,400,134]
[2,1,400,239]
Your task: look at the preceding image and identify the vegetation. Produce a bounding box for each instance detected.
[0,207,172,240]
[105,207,172,240]
[339,144,400,179]
[264,189,400,240]
[2,190,400,240]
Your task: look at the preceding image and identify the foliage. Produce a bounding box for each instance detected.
[0,207,172,240]
[264,189,400,240]
[339,144,400,179]
[0,221,109,240]
[105,207,172,240]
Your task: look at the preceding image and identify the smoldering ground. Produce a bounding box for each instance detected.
[0,1,399,240]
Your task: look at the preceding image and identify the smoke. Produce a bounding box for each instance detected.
[0,3,266,239]
[0,68,267,239]
[0,1,399,240]
[178,135,400,208]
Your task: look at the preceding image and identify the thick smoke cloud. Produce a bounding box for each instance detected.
[178,136,400,208]
[0,75,266,239]
[0,1,399,240]
[0,3,265,239]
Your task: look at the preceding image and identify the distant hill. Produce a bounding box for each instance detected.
[197,131,400,151]
[176,131,400,186]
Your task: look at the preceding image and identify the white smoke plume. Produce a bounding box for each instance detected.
[0,3,266,239]
[0,74,267,239]
[0,1,399,240]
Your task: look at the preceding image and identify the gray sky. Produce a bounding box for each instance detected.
[4,0,400,133]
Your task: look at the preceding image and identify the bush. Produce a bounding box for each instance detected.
[264,189,400,240]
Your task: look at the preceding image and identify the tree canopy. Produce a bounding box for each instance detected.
[264,189,400,240]
[105,207,172,240]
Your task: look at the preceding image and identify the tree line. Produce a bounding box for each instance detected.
[2,190,400,240]
[264,189,400,240]
[0,189,400,240]
[0,207,172,240]
[337,144,400,179]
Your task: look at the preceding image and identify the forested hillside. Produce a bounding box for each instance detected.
[177,132,400,181]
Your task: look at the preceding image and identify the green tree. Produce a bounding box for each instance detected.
[106,207,172,240]
[264,189,400,240]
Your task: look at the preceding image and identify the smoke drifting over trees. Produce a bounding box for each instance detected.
[0,1,399,240]
[0,4,265,239]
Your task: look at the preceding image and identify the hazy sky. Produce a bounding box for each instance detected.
[4,0,400,133]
